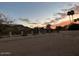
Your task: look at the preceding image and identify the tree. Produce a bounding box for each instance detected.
[67,11,71,24]
[67,10,75,30]
[0,12,14,24]
[46,24,52,33]
[68,24,79,30]
[0,19,4,24]
[70,10,75,22]
[74,18,79,22]
[67,10,75,23]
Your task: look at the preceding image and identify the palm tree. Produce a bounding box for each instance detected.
[67,10,75,29]
[67,10,75,24]
[70,10,75,22]
[67,11,71,24]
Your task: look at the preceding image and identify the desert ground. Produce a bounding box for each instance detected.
[0,31,79,56]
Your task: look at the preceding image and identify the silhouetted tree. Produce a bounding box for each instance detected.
[67,11,71,23]
[46,24,52,33]
[32,27,39,35]
[68,24,79,30]
[39,27,46,34]
[56,26,63,32]
[70,10,75,22]
[74,18,79,22]
[67,10,75,23]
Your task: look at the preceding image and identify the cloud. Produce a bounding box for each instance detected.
[55,3,79,20]
[29,22,37,24]
[38,3,79,27]
[56,13,67,18]
[50,19,56,23]
[43,18,56,25]
[70,4,79,14]
[19,18,30,23]
[19,3,79,28]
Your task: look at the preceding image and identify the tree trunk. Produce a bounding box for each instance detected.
[66,15,71,29]
[72,15,74,22]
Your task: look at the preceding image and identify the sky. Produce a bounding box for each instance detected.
[0,2,79,28]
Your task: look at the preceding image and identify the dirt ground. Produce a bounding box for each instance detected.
[0,31,79,56]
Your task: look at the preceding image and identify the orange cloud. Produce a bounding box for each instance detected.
[57,20,70,27]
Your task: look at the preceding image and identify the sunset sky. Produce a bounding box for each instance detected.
[0,2,79,28]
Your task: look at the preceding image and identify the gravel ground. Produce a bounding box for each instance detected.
[0,31,79,56]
